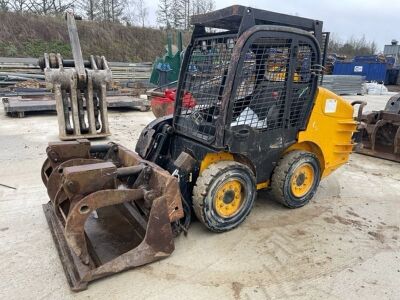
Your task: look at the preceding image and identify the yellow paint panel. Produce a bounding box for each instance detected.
[256,180,270,190]
[200,152,269,189]
[287,87,357,178]
[199,152,234,173]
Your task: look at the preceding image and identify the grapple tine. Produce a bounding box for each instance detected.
[87,195,175,282]
[65,189,145,264]
[41,158,52,187]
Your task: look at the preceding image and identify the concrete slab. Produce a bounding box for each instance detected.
[0,94,399,299]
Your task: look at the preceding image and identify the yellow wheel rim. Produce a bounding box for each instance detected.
[290,163,314,198]
[214,180,244,218]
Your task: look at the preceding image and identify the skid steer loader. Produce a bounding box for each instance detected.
[41,6,361,290]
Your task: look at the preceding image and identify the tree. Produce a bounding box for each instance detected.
[79,0,100,20]
[157,0,171,28]
[126,0,148,27]
[180,0,189,30]
[0,0,9,12]
[9,0,27,12]
[328,34,377,58]
[192,0,215,15]
[25,0,74,15]
[170,0,184,28]
[97,0,126,22]
[157,0,215,30]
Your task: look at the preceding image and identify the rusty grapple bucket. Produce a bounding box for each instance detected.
[41,139,183,291]
[355,94,400,162]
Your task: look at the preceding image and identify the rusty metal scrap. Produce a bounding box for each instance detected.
[355,94,400,162]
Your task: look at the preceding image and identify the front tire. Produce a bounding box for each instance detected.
[193,161,256,232]
[270,151,321,208]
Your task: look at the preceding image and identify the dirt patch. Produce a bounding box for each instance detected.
[324,217,336,224]
[165,273,177,280]
[387,225,400,232]
[334,216,363,228]
[368,231,385,243]
[296,229,307,236]
[232,281,244,300]
[346,210,360,218]
[372,173,383,177]
[246,205,329,231]
[377,224,400,232]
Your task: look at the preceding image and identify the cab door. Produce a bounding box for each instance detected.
[225,29,320,182]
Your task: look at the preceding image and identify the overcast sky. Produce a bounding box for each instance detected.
[145,0,398,51]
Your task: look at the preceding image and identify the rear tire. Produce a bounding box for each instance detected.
[270,151,321,208]
[193,161,256,232]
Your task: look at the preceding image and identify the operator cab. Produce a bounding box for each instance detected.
[173,6,326,146]
[172,6,326,181]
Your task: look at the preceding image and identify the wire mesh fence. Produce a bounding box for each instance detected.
[175,34,237,141]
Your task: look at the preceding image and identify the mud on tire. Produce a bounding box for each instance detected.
[192,161,256,233]
[270,150,321,208]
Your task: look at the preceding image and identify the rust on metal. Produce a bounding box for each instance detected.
[41,140,183,291]
[354,95,400,162]
[41,12,112,140]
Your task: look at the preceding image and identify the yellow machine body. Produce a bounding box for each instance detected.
[199,87,357,187]
[287,87,357,178]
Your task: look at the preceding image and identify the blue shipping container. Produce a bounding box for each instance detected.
[333,62,387,82]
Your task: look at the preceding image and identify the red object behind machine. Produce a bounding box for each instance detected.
[151,89,196,118]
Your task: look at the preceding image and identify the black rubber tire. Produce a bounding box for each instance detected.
[192,161,256,233]
[270,150,321,208]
